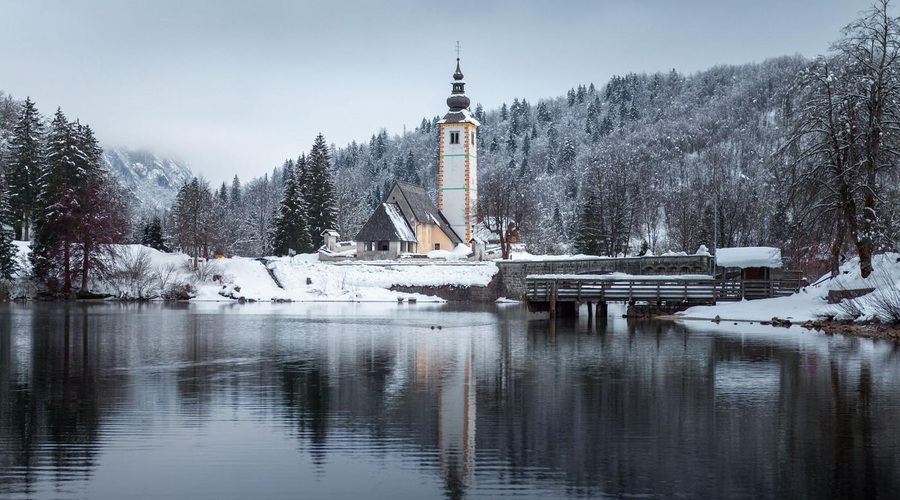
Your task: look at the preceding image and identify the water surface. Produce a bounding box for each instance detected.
[1,302,899,499]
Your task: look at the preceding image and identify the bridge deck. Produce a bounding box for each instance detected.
[526,275,737,304]
[526,274,801,301]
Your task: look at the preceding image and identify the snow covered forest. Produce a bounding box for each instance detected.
[1,0,900,294]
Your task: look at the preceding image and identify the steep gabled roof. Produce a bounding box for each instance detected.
[390,181,462,244]
[355,202,417,242]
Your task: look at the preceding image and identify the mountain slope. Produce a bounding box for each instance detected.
[102,147,192,210]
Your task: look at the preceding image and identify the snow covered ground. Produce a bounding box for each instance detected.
[7,240,899,322]
[677,253,900,323]
[8,243,499,303]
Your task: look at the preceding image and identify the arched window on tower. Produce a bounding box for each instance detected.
[450,131,460,145]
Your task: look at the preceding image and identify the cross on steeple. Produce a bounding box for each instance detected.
[455,41,460,60]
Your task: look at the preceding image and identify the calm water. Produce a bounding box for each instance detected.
[1,302,899,499]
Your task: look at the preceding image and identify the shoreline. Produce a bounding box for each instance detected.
[661,314,900,342]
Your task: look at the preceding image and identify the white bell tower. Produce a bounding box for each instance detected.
[438,57,479,243]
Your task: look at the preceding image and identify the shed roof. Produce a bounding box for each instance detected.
[716,247,783,269]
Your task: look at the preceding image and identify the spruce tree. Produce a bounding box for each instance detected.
[142,216,167,251]
[270,164,311,255]
[229,175,242,208]
[6,97,44,241]
[70,122,126,292]
[31,108,81,292]
[0,176,18,279]
[574,191,607,256]
[305,134,337,248]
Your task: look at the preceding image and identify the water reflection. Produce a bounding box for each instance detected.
[0,302,899,499]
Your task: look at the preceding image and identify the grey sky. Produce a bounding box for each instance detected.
[0,0,873,185]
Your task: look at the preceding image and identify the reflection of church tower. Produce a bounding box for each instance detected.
[438,58,480,243]
[437,337,476,497]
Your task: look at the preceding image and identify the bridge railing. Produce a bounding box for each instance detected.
[526,276,724,303]
[526,275,799,303]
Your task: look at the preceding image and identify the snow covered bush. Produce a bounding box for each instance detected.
[103,247,159,299]
[830,256,900,323]
[181,259,221,284]
[161,282,195,301]
[865,279,900,324]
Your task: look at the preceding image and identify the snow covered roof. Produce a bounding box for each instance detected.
[715,247,782,269]
[438,108,481,125]
[354,203,416,242]
[388,181,462,244]
[321,229,340,237]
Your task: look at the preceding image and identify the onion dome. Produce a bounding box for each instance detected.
[446,58,470,111]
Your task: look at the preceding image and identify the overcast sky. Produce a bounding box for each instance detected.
[0,0,874,185]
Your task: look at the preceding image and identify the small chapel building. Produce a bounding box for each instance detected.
[355,58,479,260]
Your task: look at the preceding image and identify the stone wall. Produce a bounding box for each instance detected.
[496,255,714,300]
[390,273,500,302]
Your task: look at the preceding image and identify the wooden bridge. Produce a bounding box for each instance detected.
[525,274,803,318]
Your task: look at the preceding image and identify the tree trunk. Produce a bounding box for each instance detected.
[830,220,845,277]
[857,238,874,279]
[63,228,71,294]
[81,240,91,292]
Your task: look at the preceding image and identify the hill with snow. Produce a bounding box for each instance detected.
[102,147,193,210]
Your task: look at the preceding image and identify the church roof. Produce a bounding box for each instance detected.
[354,202,417,242]
[391,181,462,244]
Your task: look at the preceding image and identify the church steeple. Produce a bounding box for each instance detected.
[437,51,479,244]
[446,58,470,112]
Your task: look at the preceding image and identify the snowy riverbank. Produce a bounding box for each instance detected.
[7,241,899,327]
[6,243,499,303]
[676,253,900,324]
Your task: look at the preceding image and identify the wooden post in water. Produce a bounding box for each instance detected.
[598,301,607,318]
[587,301,593,318]
[549,281,557,319]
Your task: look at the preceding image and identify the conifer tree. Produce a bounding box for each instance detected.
[229,175,242,208]
[6,97,44,240]
[270,163,311,255]
[0,176,18,279]
[31,108,81,292]
[305,133,337,248]
[141,216,167,251]
[70,122,127,292]
[574,190,607,256]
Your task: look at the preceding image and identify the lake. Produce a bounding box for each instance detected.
[1,302,899,499]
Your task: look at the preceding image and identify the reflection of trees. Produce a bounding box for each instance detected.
[487,320,900,497]
[2,303,899,498]
[1,304,124,495]
[176,314,214,420]
[281,360,331,464]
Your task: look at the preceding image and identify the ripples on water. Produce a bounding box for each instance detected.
[1,302,899,499]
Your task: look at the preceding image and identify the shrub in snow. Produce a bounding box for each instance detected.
[828,259,900,323]
[103,247,159,299]
[867,285,900,324]
[180,259,222,285]
[161,282,195,301]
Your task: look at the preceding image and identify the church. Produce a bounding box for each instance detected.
[355,58,480,260]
